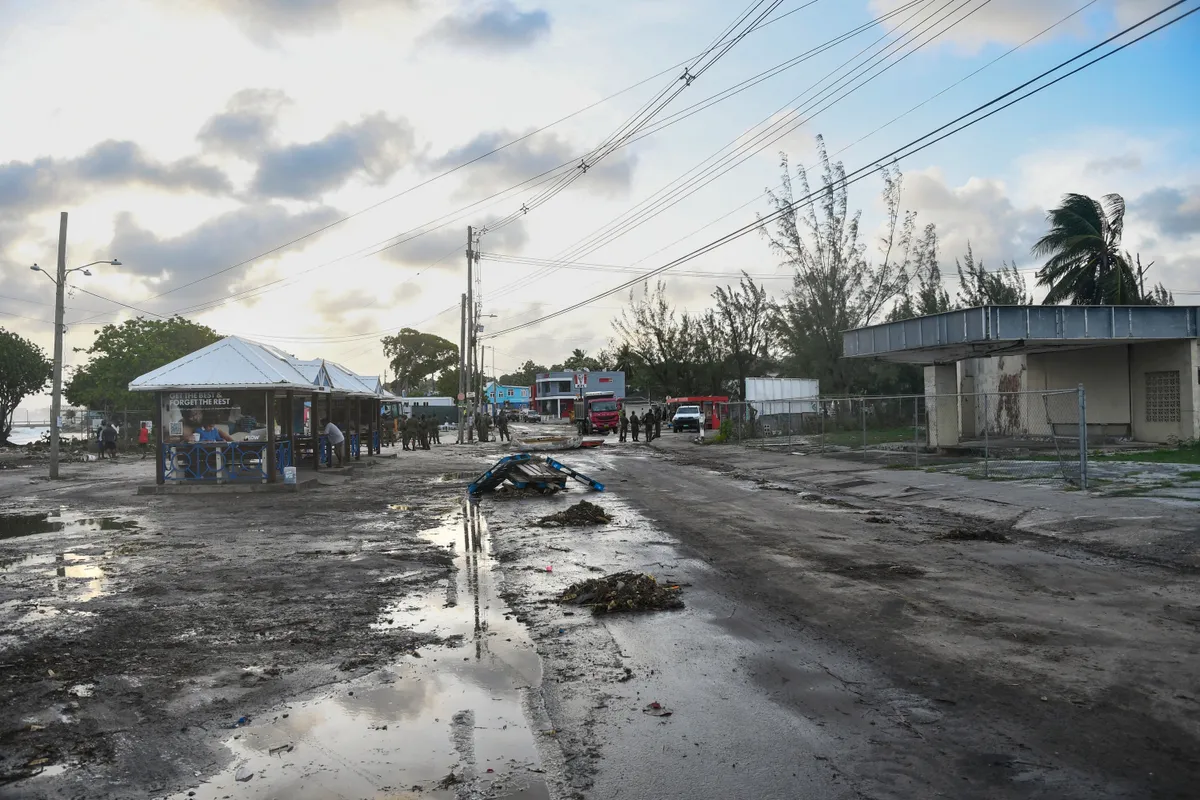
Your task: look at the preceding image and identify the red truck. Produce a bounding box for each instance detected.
[576,391,621,435]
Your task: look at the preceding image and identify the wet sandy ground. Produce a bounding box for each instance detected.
[2,429,1198,799]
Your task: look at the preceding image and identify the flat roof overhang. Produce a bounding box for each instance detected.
[843,305,1199,365]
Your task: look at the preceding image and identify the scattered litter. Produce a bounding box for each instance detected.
[937,527,1010,543]
[268,743,294,755]
[643,701,673,717]
[535,500,611,527]
[560,571,684,615]
[235,765,254,782]
[546,565,553,572]
[437,771,461,789]
[230,716,250,728]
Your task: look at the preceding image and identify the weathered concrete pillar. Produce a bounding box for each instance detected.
[1130,340,1200,443]
[925,364,960,449]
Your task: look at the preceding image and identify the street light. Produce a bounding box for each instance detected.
[31,210,121,479]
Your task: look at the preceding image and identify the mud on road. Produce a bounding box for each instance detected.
[0,455,531,799]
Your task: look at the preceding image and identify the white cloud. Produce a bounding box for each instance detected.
[429,1,551,52]
[427,129,636,201]
[866,0,1155,53]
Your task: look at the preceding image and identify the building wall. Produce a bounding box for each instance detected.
[1130,340,1199,443]
[534,371,626,399]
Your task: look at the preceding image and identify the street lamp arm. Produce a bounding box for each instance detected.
[67,259,120,274]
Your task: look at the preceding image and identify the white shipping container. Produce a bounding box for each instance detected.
[744,377,819,415]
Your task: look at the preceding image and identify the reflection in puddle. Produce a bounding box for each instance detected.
[0,511,138,540]
[174,501,549,800]
[1,551,112,603]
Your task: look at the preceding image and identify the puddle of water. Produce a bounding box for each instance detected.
[0,511,138,540]
[174,501,548,800]
[1,551,111,602]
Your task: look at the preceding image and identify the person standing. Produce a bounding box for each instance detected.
[497,409,510,442]
[618,409,628,443]
[137,422,150,459]
[321,417,345,466]
[654,407,662,439]
[432,416,441,445]
[642,410,655,443]
[630,411,640,442]
[417,415,430,450]
[101,420,119,459]
[401,414,413,451]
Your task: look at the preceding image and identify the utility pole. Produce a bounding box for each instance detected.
[466,226,475,442]
[48,212,68,480]
[457,292,466,444]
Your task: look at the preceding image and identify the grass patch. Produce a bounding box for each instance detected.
[1092,442,1200,465]
[821,427,917,447]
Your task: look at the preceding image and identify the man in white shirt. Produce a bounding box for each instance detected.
[321,417,345,466]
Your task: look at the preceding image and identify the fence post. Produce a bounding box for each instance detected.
[820,399,825,453]
[983,392,990,478]
[861,399,867,462]
[1078,384,1088,489]
[913,396,919,468]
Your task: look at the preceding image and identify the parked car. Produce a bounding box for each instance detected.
[519,409,542,423]
[671,405,703,432]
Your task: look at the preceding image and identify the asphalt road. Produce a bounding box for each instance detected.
[2,429,1197,799]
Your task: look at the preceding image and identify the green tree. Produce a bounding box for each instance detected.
[765,137,918,393]
[0,328,52,445]
[380,328,458,394]
[1033,193,1140,305]
[954,242,1031,306]
[498,360,547,386]
[65,316,220,412]
[434,367,460,397]
[712,273,776,399]
[562,349,603,371]
[888,224,950,321]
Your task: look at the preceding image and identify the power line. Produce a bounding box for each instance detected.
[486,0,974,301]
[71,1,816,321]
[482,2,1199,340]
[69,2,844,326]
[0,308,54,325]
[481,0,1097,310]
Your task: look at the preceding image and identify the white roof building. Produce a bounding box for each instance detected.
[128,336,325,393]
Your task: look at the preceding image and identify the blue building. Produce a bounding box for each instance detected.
[485,381,532,412]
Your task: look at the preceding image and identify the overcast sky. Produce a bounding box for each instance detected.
[3,0,1198,411]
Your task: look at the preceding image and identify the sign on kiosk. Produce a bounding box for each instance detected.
[167,391,232,409]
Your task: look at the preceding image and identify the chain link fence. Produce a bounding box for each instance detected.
[717,388,1087,486]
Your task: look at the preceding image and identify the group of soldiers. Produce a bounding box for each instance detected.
[379,408,515,449]
[383,413,441,451]
[617,405,666,443]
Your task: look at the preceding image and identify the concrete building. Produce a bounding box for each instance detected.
[844,305,1199,446]
[533,371,626,420]
[485,382,532,412]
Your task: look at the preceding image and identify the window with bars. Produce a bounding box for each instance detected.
[1145,370,1180,423]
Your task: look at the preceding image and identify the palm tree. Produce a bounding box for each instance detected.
[1032,193,1140,305]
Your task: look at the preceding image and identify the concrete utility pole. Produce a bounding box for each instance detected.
[48,212,68,480]
[466,226,475,442]
[31,213,120,479]
[457,291,466,444]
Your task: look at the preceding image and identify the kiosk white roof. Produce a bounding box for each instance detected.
[129,336,325,392]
